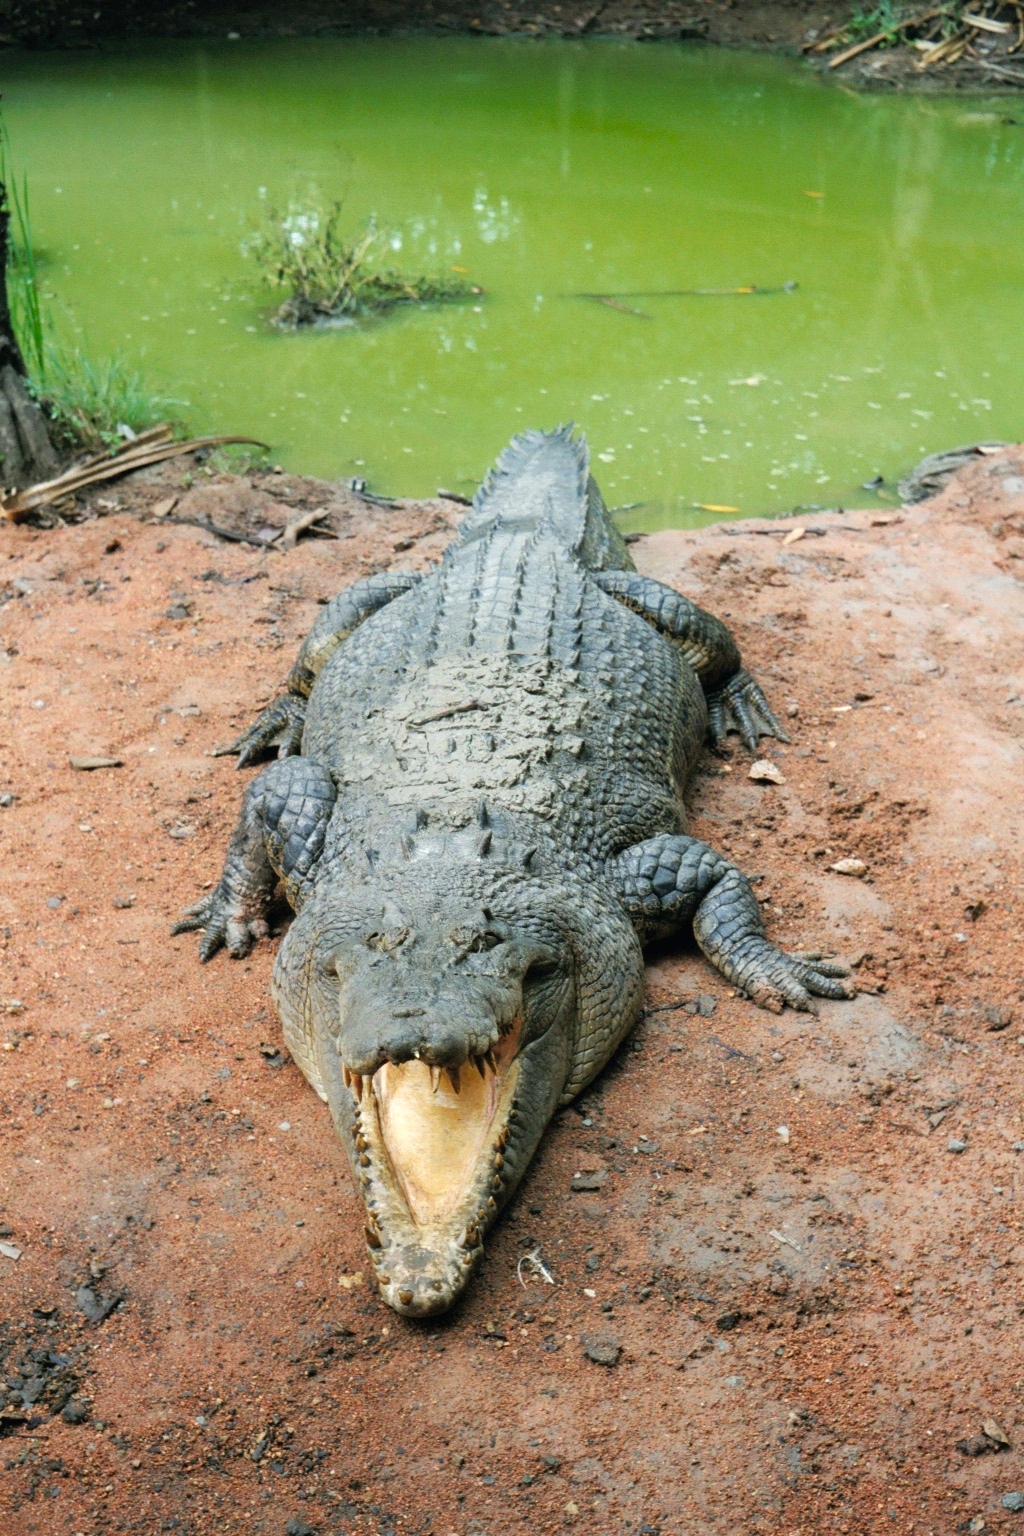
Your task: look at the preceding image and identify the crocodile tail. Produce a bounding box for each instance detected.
[458,426,634,571]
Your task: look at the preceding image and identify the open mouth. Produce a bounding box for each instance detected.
[341,1019,523,1316]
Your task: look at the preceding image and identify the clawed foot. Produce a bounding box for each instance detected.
[732,941,854,1014]
[211,693,306,769]
[171,885,269,962]
[707,669,790,754]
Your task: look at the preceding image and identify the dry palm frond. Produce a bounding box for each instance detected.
[2,426,268,521]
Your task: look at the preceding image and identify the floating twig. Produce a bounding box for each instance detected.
[577,281,797,304]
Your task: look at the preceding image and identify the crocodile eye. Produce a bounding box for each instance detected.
[524,955,560,984]
[449,925,502,953]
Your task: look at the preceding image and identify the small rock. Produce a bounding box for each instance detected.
[582,1334,621,1367]
[749,759,785,785]
[715,1309,747,1332]
[285,1520,316,1536]
[61,1398,90,1425]
[947,1138,967,1154]
[113,894,136,909]
[982,1417,1011,1449]
[684,994,717,1017]
[956,1435,993,1457]
[776,1125,790,1144]
[985,1005,1013,1032]
[0,1240,21,1261]
[1002,1493,1024,1513]
[829,858,867,877]
[75,1285,122,1324]
[571,1170,608,1193]
[968,1518,986,1535]
[0,792,14,808]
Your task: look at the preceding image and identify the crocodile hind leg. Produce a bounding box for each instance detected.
[173,757,336,961]
[593,570,789,752]
[606,833,853,1013]
[213,571,422,768]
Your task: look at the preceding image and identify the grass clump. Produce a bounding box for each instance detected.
[39,345,183,452]
[846,1,915,43]
[245,204,481,329]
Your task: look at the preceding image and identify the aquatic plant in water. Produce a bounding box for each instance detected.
[244,204,480,328]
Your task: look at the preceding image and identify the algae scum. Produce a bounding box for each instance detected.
[5,37,1024,528]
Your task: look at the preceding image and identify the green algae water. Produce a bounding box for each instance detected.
[4,38,1024,528]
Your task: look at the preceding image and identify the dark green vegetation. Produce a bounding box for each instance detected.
[810,1,1024,74]
[1,114,175,462]
[245,205,480,329]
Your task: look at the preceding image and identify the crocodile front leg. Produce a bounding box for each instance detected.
[607,833,853,1014]
[173,757,336,961]
[215,571,422,768]
[593,569,789,752]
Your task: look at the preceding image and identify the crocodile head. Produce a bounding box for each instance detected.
[272,850,642,1318]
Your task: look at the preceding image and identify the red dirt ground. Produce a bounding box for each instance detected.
[2,449,1024,1536]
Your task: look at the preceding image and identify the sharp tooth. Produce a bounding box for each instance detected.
[342,1064,352,1089]
[351,1072,363,1099]
[484,1048,498,1074]
[472,1055,486,1080]
[430,1065,441,1095]
[445,1066,462,1095]
[365,1225,382,1249]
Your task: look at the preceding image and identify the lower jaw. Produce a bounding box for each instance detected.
[347,1057,522,1318]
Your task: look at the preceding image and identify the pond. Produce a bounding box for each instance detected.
[4,36,1024,529]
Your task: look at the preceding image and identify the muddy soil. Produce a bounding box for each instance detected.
[0,2,847,52]
[2,449,1024,1534]
[8,1,1022,94]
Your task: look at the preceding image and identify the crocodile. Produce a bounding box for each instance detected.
[174,428,853,1318]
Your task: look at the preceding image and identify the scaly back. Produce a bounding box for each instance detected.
[449,426,635,574]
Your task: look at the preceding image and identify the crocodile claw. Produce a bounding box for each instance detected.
[706,668,790,754]
[210,692,307,769]
[730,940,855,1014]
[171,886,269,962]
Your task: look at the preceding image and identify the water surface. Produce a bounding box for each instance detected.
[4,38,1023,527]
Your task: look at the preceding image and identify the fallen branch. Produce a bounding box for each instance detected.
[828,7,940,68]
[161,514,270,549]
[977,57,1024,79]
[2,429,269,521]
[279,508,334,548]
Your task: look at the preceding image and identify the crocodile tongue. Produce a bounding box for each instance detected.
[374,1058,498,1225]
